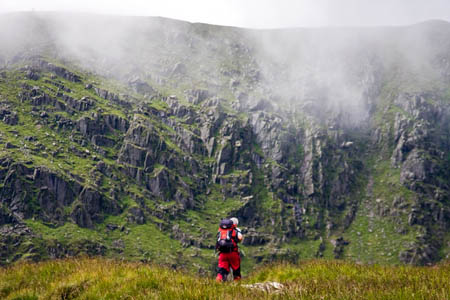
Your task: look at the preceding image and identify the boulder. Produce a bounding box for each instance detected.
[127,207,146,224]
[128,77,155,95]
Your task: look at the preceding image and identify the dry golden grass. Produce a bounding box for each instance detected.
[0,258,449,299]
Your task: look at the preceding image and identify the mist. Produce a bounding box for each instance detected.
[245,22,450,126]
[1,11,450,128]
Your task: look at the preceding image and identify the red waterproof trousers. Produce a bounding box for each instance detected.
[216,251,241,281]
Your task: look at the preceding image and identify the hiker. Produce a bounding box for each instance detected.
[215,217,243,282]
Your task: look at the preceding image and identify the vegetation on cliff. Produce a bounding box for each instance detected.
[0,13,449,268]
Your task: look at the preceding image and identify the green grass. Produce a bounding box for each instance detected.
[281,238,326,259]
[1,48,449,283]
[25,220,104,244]
[343,214,418,264]
[24,214,196,267]
[339,156,420,264]
[0,258,449,299]
[0,68,122,181]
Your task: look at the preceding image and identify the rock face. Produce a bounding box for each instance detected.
[0,13,450,267]
[0,160,121,228]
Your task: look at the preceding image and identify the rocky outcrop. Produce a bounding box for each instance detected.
[1,17,450,267]
[104,114,129,132]
[332,237,349,259]
[185,89,209,105]
[76,114,129,138]
[249,112,283,162]
[34,168,77,223]
[0,204,17,225]
[128,77,155,95]
[94,87,119,102]
[127,206,146,224]
[19,85,94,113]
[0,159,120,229]
[0,104,18,125]
[382,91,450,264]
[64,96,94,111]
[36,60,82,82]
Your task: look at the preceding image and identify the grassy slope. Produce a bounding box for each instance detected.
[1,37,448,270]
[0,63,255,271]
[0,258,449,300]
[0,63,436,271]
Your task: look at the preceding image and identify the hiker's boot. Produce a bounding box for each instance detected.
[216,268,229,282]
[232,267,241,282]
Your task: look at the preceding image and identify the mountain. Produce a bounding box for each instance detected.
[0,12,449,271]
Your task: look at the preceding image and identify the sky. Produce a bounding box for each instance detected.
[1,0,450,29]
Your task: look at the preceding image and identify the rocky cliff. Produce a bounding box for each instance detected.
[0,13,449,271]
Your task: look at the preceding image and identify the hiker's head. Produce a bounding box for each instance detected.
[230,217,238,226]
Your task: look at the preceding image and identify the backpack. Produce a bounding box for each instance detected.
[216,219,238,253]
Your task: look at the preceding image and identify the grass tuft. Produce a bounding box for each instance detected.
[0,258,449,299]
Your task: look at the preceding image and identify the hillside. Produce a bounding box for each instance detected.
[0,12,449,270]
[1,258,449,299]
